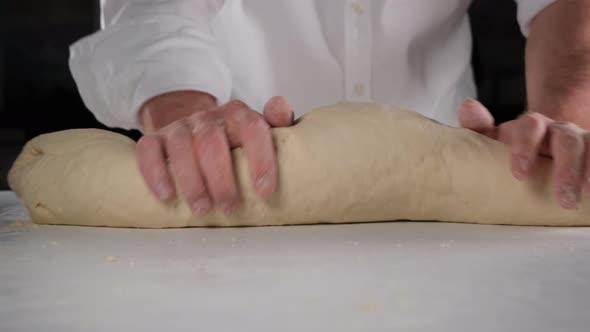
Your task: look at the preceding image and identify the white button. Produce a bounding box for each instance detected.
[351,1,365,15]
[353,83,365,96]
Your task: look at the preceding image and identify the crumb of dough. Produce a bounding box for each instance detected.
[359,303,378,312]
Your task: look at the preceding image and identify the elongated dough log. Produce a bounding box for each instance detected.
[8,102,589,227]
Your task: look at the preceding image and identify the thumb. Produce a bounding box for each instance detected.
[263,96,294,128]
[459,98,497,139]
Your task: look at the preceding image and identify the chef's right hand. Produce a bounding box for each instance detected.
[136,91,294,216]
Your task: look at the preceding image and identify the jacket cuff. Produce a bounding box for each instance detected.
[69,15,232,130]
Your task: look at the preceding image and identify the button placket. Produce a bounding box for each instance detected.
[351,1,365,15]
[345,0,372,101]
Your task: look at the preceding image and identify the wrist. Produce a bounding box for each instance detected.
[525,0,590,129]
[139,90,217,133]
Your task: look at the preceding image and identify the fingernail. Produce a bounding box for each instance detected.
[519,157,530,173]
[156,183,173,200]
[514,157,530,178]
[191,198,211,216]
[220,200,239,216]
[558,185,578,209]
[255,174,273,191]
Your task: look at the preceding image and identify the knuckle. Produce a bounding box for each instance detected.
[136,135,158,150]
[166,132,185,146]
[163,120,190,139]
[553,124,582,146]
[186,112,204,124]
[226,99,249,110]
[244,113,269,131]
[160,115,186,130]
[188,109,216,123]
[521,113,545,131]
[552,121,579,132]
[223,100,253,120]
[194,122,220,142]
[191,113,224,137]
[553,120,570,126]
[522,112,544,121]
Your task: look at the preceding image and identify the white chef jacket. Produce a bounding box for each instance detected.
[69,0,556,130]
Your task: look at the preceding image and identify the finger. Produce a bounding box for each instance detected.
[458,99,497,139]
[163,123,211,216]
[219,100,250,147]
[136,135,176,201]
[263,96,294,127]
[550,122,584,209]
[192,117,240,215]
[227,106,278,198]
[507,113,549,180]
[222,101,279,198]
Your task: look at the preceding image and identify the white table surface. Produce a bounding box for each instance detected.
[2,190,590,332]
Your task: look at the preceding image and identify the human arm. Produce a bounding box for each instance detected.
[461,0,590,209]
[69,1,294,214]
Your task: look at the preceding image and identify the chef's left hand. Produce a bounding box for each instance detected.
[459,98,589,210]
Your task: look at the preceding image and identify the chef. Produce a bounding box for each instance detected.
[69,0,590,215]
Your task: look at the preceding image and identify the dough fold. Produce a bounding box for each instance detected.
[8,102,589,227]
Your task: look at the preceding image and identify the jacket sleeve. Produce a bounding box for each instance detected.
[514,0,557,36]
[69,0,232,130]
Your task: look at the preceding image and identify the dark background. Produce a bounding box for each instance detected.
[0,0,527,189]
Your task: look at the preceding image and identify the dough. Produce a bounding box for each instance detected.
[8,102,590,227]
